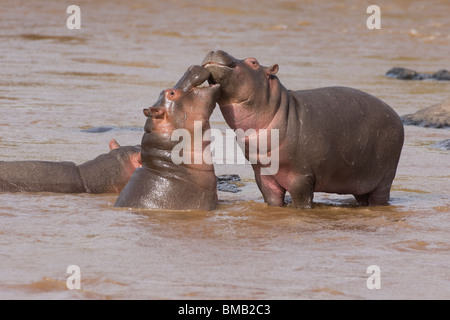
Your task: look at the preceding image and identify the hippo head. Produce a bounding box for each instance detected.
[143,65,220,135]
[141,66,220,169]
[106,139,142,192]
[202,50,279,109]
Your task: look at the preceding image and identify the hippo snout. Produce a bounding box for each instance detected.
[202,50,237,68]
[174,65,211,92]
[202,51,215,65]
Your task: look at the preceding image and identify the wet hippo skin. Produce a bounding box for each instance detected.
[203,50,404,209]
[0,139,141,194]
[115,66,220,210]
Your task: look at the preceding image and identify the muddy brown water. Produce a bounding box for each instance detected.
[0,0,449,299]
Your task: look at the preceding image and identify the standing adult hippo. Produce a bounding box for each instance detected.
[114,65,219,210]
[202,50,404,208]
[0,139,141,194]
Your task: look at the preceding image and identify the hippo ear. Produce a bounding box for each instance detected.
[132,152,142,168]
[265,64,279,76]
[148,106,165,119]
[109,139,120,150]
[143,108,149,117]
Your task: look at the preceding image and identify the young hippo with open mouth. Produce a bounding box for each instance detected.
[115,65,220,210]
[202,50,404,209]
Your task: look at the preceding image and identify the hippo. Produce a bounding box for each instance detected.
[114,65,220,210]
[0,139,141,193]
[202,50,404,208]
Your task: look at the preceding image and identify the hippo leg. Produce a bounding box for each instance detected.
[368,183,391,206]
[289,176,315,209]
[256,174,286,207]
[368,169,397,206]
[354,194,370,206]
[355,176,394,206]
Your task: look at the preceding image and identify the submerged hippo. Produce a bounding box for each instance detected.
[0,139,141,193]
[202,50,404,208]
[115,65,219,210]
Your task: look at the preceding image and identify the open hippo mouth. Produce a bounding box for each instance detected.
[143,65,220,136]
[202,61,236,69]
[202,50,238,84]
[173,64,215,90]
[201,64,233,85]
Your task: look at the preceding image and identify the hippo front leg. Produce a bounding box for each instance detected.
[255,173,286,207]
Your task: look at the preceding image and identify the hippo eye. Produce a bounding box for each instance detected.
[166,90,176,99]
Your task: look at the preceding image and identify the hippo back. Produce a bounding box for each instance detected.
[0,161,85,193]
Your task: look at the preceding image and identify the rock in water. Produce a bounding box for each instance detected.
[433,139,450,150]
[432,70,450,81]
[386,67,450,81]
[386,67,423,80]
[217,174,242,193]
[401,98,450,128]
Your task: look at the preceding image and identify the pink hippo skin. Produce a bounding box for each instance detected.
[114,65,219,210]
[203,50,404,208]
[0,139,141,194]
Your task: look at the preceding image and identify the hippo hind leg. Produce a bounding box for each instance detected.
[367,168,397,206]
[354,187,390,206]
[288,174,315,209]
[354,194,370,206]
[368,183,391,206]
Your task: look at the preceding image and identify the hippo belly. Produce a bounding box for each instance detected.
[269,86,404,207]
